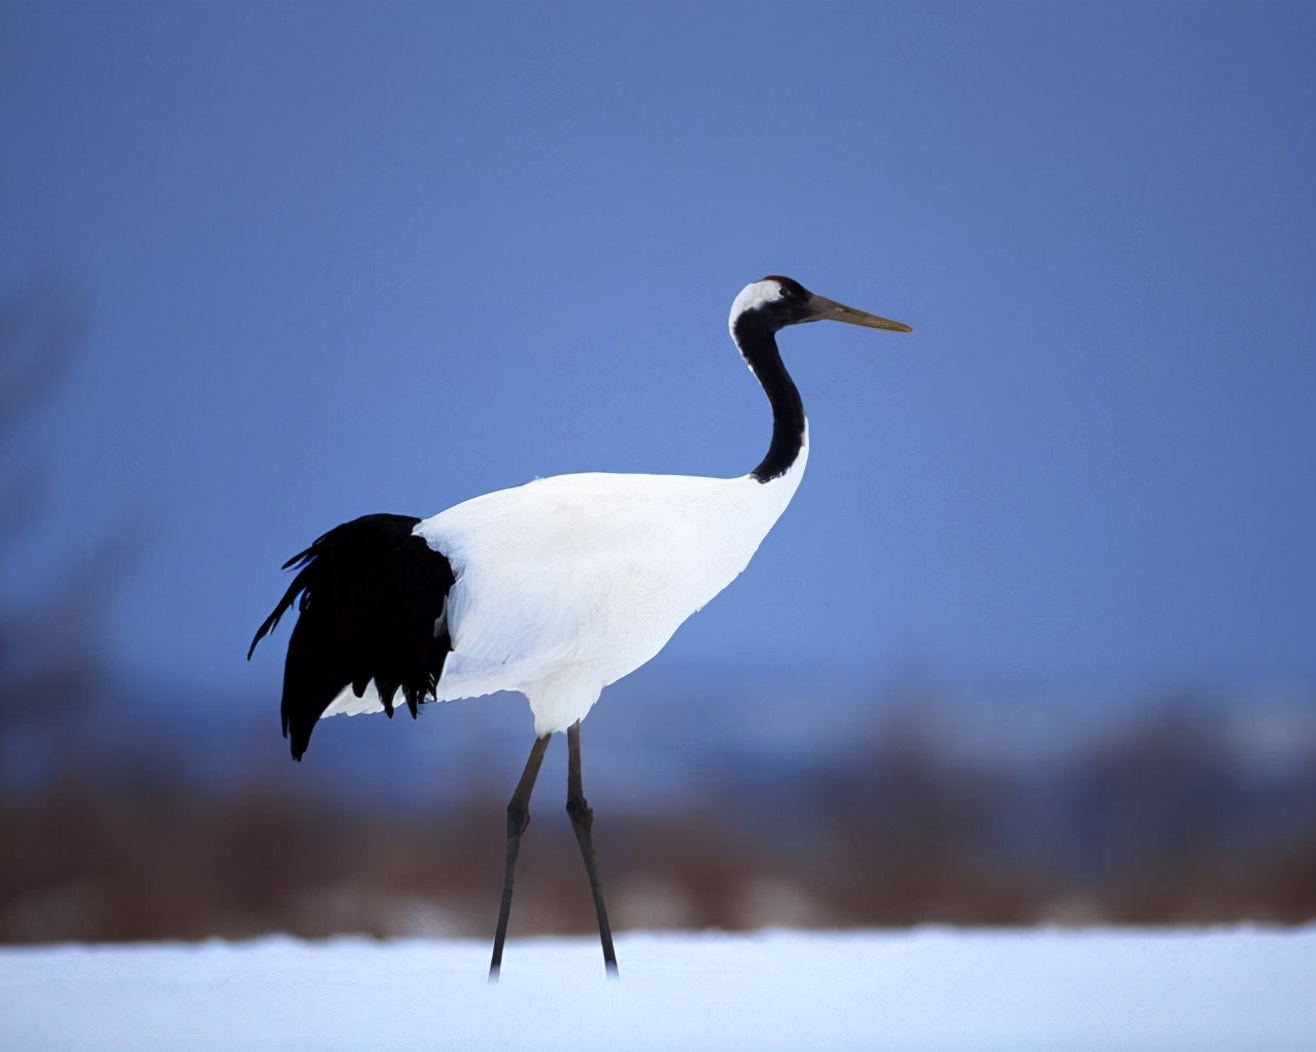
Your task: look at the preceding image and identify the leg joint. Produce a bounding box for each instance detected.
[566,793,593,830]
[507,799,532,836]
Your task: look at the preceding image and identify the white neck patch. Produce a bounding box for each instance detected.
[728,279,786,336]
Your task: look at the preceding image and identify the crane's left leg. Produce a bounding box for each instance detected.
[567,721,619,977]
[489,733,550,981]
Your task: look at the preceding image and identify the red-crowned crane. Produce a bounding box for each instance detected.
[249,276,911,978]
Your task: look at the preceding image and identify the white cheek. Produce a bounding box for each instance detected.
[728,280,784,333]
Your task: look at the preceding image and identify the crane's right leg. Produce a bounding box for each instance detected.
[489,733,551,981]
[566,721,619,977]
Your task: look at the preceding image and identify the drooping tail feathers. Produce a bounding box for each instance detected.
[249,513,455,760]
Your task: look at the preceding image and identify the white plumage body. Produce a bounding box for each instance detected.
[323,435,808,735]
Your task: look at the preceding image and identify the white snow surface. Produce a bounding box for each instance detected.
[3,927,1313,1052]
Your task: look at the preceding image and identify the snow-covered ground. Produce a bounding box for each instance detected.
[3,927,1312,1051]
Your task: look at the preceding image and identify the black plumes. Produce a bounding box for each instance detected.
[248,513,455,760]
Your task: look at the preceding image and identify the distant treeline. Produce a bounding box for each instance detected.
[3,703,1313,943]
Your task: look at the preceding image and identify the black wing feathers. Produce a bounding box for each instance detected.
[248,513,455,761]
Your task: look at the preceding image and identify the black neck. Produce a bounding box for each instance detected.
[733,313,806,483]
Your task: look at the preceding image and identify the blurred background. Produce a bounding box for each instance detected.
[2,2,1313,942]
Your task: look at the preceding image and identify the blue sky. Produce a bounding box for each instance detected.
[2,2,1313,698]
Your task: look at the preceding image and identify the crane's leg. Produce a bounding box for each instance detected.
[567,721,619,977]
[489,733,551,981]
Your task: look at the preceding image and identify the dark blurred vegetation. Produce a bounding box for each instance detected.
[1,280,1313,942]
[0,277,95,737]
[3,702,1314,942]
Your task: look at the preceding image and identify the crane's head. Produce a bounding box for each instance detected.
[729,276,912,338]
